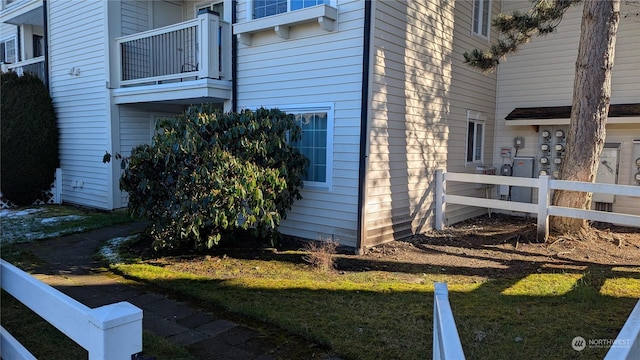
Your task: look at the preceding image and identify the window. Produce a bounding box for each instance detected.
[33,35,44,58]
[0,37,17,64]
[472,0,491,38]
[253,0,329,19]
[277,104,333,187]
[466,111,485,164]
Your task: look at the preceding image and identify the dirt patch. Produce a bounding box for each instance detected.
[129,214,640,278]
[361,214,640,277]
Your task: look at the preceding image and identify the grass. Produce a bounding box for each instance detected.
[111,247,640,360]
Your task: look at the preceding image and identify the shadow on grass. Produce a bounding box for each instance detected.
[108,259,639,360]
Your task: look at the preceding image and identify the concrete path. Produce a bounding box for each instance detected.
[18,222,339,360]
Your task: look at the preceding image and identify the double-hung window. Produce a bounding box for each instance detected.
[279,104,333,188]
[0,37,17,64]
[466,111,485,164]
[253,0,330,19]
[472,0,491,38]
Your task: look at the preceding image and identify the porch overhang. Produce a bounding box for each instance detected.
[1,0,43,26]
[505,103,640,126]
[112,78,232,106]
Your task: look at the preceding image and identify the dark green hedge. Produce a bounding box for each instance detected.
[1,72,59,205]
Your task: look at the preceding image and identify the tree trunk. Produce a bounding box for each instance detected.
[550,0,620,234]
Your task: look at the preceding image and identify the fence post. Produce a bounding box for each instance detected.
[87,303,143,360]
[54,168,63,204]
[537,175,550,242]
[435,169,445,230]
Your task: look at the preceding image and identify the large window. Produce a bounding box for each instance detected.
[253,0,329,19]
[472,0,491,38]
[466,111,485,164]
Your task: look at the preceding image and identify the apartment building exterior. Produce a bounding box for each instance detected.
[2,0,636,251]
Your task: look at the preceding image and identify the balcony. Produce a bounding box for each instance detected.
[1,56,45,82]
[112,11,231,105]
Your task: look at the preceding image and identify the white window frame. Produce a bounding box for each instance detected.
[194,0,226,21]
[0,36,17,64]
[268,103,334,191]
[247,0,334,20]
[471,0,491,39]
[465,110,486,165]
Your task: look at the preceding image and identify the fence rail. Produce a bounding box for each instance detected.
[434,170,640,241]
[0,259,142,360]
[433,282,465,360]
[116,11,227,87]
[604,299,640,360]
[2,56,46,83]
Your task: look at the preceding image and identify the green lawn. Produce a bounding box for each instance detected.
[111,246,640,360]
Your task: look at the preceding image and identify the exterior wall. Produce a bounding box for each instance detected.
[234,0,365,247]
[494,2,640,216]
[121,0,150,35]
[48,0,112,209]
[364,0,499,247]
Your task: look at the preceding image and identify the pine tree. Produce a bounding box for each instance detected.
[465,0,621,236]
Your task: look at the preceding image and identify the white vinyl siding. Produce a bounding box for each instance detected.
[365,0,499,247]
[48,0,111,209]
[235,0,363,247]
[121,0,150,36]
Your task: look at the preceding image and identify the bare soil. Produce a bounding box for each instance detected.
[133,214,640,277]
[360,214,640,277]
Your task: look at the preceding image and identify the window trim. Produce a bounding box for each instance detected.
[471,0,491,40]
[465,110,486,165]
[269,103,334,191]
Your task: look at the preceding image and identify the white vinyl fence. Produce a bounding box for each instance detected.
[0,259,143,360]
[433,282,465,360]
[434,170,640,241]
[604,299,640,360]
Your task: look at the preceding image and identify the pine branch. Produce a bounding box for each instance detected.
[464,0,582,72]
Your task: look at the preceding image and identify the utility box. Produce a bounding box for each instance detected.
[593,143,620,203]
[511,157,534,203]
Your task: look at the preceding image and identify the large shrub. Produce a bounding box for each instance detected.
[1,72,59,205]
[120,106,309,250]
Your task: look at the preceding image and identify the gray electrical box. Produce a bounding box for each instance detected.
[511,157,535,203]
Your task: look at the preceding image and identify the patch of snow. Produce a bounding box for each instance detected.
[41,215,85,224]
[0,208,45,218]
[99,235,138,264]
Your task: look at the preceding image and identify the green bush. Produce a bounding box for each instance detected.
[1,72,59,205]
[120,106,309,250]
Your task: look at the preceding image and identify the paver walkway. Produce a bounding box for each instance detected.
[18,222,339,360]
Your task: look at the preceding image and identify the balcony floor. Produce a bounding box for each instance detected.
[112,78,231,106]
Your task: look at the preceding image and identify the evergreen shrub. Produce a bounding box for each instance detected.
[120,106,309,250]
[1,72,59,205]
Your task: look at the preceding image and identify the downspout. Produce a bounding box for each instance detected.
[15,25,20,61]
[231,0,237,112]
[43,0,49,90]
[355,0,373,254]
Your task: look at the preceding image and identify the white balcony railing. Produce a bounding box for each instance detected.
[2,56,45,83]
[116,11,229,88]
